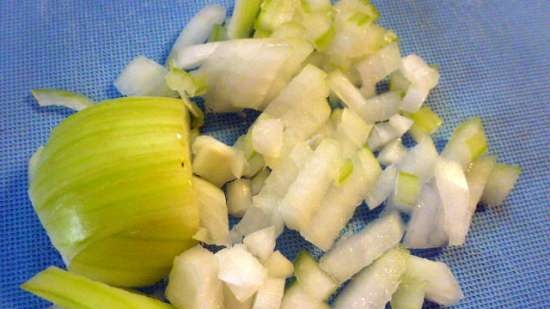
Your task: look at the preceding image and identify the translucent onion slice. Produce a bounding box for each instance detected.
[319,212,404,283]
[466,156,496,211]
[114,56,176,97]
[192,176,229,246]
[251,168,270,195]
[480,163,521,206]
[243,226,277,262]
[400,54,440,89]
[365,164,398,209]
[441,117,488,169]
[356,42,401,97]
[377,139,406,166]
[294,251,337,301]
[22,267,173,309]
[398,136,439,182]
[167,5,227,63]
[406,256,463,306]
[172,42,223,69]
[32,89,94,111]
[227,178,253,218]
[166,246,224,309]
[333,247,409,309]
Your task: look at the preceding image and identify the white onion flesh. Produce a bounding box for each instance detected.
[319,212,404,283]
[251,168,270,195]
[357,42,401,97]
[172,42,223,69]
[243,226,277,262]
[192,176,229,246]
[377,139,406,166]
[252,118,284,158]
[264,251,294,279]
[281,285,330,309]
[400,84,430,113]
[398,136,439,182]
[114,56,176,97]
[367,122,398,151]
[388,114,414,136]
[224,284,254,309]
[216,244,268,301]
[167,5,227,63]
[294,251,338,301]
[480,163,521,206]
[192,135,245,187]
[466,156,496,211]
[32,89,94,111]
[365,165,398,209]
[400,54,440,89]
[227,178,253,218]
[252,278,285,309]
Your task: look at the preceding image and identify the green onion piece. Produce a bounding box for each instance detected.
[394,172,422,208]
[22,267,173,309]
[227,0,263,39]
[337,158,354,185]
[409,106,443,135]
[208,24,226,42]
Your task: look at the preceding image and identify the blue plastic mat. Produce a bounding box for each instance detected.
[1,1,548,308]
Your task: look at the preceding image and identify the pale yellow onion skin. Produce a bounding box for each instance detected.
[29,97,199,287]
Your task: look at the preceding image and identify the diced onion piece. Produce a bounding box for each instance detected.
[390,276,426,309]
[326,18,386,60]
[114,56,176,97]
[255,0,299,33]
[279,139,340,231]
[252,278,285,309]
[389,70,410,96]
[406,256,463,306]
[392,171,421,211]
[480,163,521,206]
[243,226,277,261]
[294,251,337,300]
[281,285,331,309]
[264,251,294,279]
[233,206,274,239]
[398,136,439,181]
[234,132,256,160]
[167,5,227,63]
[165,67,208,98]
[319,212,404,283]
[409,106,443,135]
[192,135,245,187]
[367,122,398,150]
[227,178,253,217]
[400,84,430,113]
[265,64,330,140]
[166,246,224,309]
[403,184,448,249]
[466,156,496,211]
[302,148,381,250]
[389,114,414,136]
[301,0,331,12]
[377,139,406,166]
[365,165,398,209]
[333,247,409,309]
[224,284,254,309]
[32,89,94,111]
[244,154,267,178]
[227,0,263,39]
[192,177,229,245]
[400,54,440,89]
[337,159,354,184]
[251,168,271,195]
[22,267,172,309]
[357,42,401,96]
[434,157,471,246]
[216,244,268,301]
[172,42,223,69]
[441,117,488,169]
[209,24,227,42]
[334,108,373,155]
[252,118,284,157]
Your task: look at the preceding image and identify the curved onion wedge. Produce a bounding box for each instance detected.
[32,89,94,111]
[22,267,173,309]
[115,56,176,97]
[29,97,199,287]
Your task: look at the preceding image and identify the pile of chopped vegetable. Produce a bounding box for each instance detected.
[25,1,521,308]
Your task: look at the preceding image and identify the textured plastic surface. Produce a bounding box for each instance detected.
[0,1,548,308]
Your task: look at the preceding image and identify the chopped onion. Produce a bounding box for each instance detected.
[243,226,277,261]
[388,114,414,136]
[281,285,331,309]
[167,5,227,64]
[480,163,521,206]
[233,206,274,238]
[409,106,443,135]
[227,0,263,39]
[333,247,409,309]
[403,184,448,249]
[434,157,471,246]
[466,156,496,211]
[172,42,223,69]
[264,251,294,279]
[252,278,285,309]
[392,171,422,211]
[367,122,398,150]
[400,84,430,113]
[251,168,270,195]
[279,139,341,231]
[294,251,337,301]
[254,0,299,33]
[224,284,254,309]
[192,135,245,187]
[216,244,268,301]
[302,148,381,251]
[377,139,406,166]
[406,256,463,306]
[227,178,253,217]
[166,246,224,309]
[252,117,284,157]
[32,89,94,111]
[398,136,439,181]
[356,42,401,97]
[192,176,229,246]
[365,164,398,209]
[319,212,404,283]
[390,276,426,309]
[114,56,176,97]
[333,108,373,156]
[400,54,440,89]
[243,154,267,178]
[441,117,488,169]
